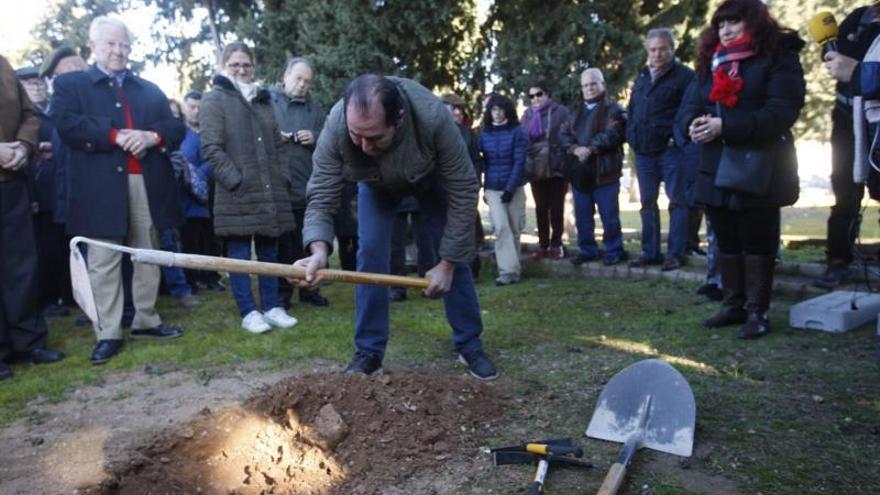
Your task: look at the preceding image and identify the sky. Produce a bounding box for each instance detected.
[0,0,188,98]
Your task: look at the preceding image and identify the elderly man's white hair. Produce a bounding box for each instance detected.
[88,15,133,43]
[580,68,605,84]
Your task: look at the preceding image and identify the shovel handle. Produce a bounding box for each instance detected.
[526,443,583,457]
[596,462,627,495]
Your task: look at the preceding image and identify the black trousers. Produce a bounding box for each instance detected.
[33,210,72,306]
[0,178,48,361]
[706,206,780,256]
[179,216,221,288]
[827,107,861,263]
[278,208,310,307]
[530,177,568,248]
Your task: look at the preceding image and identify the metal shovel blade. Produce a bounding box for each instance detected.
[586,358,695,457]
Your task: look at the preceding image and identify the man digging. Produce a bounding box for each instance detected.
[293,74,498,381]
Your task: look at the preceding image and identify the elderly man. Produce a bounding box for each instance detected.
[0,54,65,381]
[272,57,330,309]
[295,74,497,380]
[626,27,695,271]
[561,68,628,267]
[51,16,186,364]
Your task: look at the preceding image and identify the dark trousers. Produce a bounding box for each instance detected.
[33,210,72,307]
[279,208,321,308]
[706,207,780,256]
[179,216,222,288]
[530,177,568,248]
[0,179,48,361]
[391,211,436,278]
[337,236,358,271]
[827,108,860,263]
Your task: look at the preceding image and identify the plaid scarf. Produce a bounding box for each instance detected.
[708,33,755,108]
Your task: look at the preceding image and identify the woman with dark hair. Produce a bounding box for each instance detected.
[479,95,528,285]
[200,42,297,333]
[679,0,805,339]
[521,80,571,260]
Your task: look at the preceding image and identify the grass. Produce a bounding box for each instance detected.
[2,260,878,494]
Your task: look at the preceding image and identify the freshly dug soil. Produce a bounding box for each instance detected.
[89,371,509,495]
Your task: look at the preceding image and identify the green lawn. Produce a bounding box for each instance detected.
[1,260,878,494]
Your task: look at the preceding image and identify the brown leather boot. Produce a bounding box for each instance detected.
[702,254,747,328]
[739,254,775,339]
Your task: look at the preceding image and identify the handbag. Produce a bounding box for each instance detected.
[525,107,553,181]
[714,144,774,196]
[712,102,773,196]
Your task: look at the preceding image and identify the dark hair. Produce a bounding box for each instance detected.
[527,79,550,96]
[183,90,202,101]
[168,99,183,119]
[221,41,254,65]
[481,95,519,128]
[343,74,404,128]
[695,0,782,79]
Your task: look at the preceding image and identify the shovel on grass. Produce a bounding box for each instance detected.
[585,358,696,495]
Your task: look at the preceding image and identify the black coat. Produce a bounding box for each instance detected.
[677,33,806,210]
[51,66,185,237]
[626,62,695,155]
[560,99,627,191]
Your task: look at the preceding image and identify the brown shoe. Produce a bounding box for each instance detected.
[702,306,748,328]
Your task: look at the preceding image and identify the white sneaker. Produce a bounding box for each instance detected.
[262,307,298,329]
[241,310,271,334]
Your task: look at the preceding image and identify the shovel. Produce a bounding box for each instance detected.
[69,236,430,322]
[585,358,695,495]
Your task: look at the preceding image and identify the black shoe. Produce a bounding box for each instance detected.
[130,325,184,340]
[0,363,12,381]
[661,256,683,271]
[629,256,663,268]
[571,253,599,266]
[696,283,724,302]
[603,251,628,266]
[27,348,65,364]
[43,303,70,318]
[702,306,748,328]
[389,288,407,302]
[91,339,124,365]
[177,295,202,310]
[300,290,329,307]
[343,351,383,375]
[813,263,852,290]
[458,349,499,381]
[739,312,771,339]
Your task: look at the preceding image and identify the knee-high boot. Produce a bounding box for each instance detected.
[740,254,775,339]
[702,254,747,328]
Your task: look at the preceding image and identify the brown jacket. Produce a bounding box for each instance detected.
[0,54,39,180]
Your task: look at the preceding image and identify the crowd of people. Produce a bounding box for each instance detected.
[0,0,877,381]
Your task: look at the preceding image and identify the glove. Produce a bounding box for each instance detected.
[501,191,513,203]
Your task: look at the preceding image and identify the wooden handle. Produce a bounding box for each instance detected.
[131,250,430,289]
[596,462,627,495]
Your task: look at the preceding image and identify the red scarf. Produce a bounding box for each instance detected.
[708,33,755,108]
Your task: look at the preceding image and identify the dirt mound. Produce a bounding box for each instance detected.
[89,371,509,495]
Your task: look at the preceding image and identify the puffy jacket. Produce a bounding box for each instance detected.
[479,123,527,192]
[677,32,805,210]
[560,99,627,191]
[626,62,695,155]
[200,75,295,237]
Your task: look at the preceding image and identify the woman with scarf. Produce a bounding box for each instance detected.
[201,42,297,334]
[521,81,571,260]
[479,95,528,286]
[678,0,805,339]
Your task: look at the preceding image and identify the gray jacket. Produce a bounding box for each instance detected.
[269,89,326,208]
[200,75,295,237]
[303,77,478,263]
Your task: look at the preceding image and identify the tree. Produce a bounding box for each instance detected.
[482,0,709,107]
[236,0,480,109]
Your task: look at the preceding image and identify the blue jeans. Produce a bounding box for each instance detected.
[355,182,484,358]
[635,148,687,260]
[226,235,279,317]
[159,228,191,298]
[573,181,623,260]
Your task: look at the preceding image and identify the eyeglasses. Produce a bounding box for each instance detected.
[226,62,254,71]
[528,91,545,99]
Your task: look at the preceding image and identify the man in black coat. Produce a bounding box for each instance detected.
[51,16,185,364]
[626,27,696,271]
[815,5,880,289]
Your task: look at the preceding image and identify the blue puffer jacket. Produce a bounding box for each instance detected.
[479,123,527,192]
